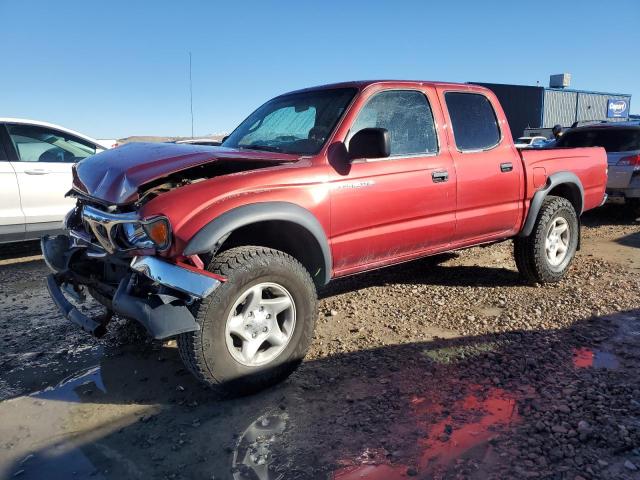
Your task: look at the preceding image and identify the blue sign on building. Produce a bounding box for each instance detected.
[607,99,629,118]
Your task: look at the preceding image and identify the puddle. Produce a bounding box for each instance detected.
[232,413,288,480]
[32,366,106,403]
[572,347,620,369]
[331,387,519,479]
[416,387,518,469]
[0,352,165,480]
[7,445,108,480]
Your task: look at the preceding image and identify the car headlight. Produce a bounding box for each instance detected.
[122,217,171,251]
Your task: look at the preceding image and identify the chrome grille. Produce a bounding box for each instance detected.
[82,205,140,253]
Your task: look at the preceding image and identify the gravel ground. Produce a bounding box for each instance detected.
[0,205,639,480]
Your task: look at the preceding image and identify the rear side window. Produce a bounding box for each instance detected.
[556,128,640,153]
[445,92,501,151]
[349,90,438,156]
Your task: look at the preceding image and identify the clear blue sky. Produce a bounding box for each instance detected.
[2,0,638,139]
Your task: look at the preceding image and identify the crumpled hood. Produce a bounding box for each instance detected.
[72,142,298,205]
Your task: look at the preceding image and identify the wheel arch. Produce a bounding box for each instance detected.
[519,172,584,238]
[183,202,331,287]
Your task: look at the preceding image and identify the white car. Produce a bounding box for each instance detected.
[0,118,108,243]
[514,136,547,148]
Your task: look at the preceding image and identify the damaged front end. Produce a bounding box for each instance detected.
[42,202,223,340]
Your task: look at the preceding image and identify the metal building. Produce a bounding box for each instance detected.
[472,79,632,139]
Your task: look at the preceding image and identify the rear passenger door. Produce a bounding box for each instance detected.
[441,90,523,242]
[330,88,456,274]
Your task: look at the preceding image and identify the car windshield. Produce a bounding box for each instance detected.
[222,88,357,155]
[556,128,640,152]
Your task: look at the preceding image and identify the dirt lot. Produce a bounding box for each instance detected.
[1,206,639,480]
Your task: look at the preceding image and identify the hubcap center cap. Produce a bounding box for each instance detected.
[245,309,271,337]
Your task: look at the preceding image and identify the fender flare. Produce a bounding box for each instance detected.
[518,171,584,238]
[183,202,332,285]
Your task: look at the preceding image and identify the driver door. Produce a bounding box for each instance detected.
[6,123,100,227]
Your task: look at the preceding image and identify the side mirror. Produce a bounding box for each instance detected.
[348,128,390,160]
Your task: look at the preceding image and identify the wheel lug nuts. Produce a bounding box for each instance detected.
[263,327,268,332]
[252,332,257,338]
[266,314,271,319]
[259,306,264,311]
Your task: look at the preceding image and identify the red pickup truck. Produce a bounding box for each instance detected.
[42,81,607,393]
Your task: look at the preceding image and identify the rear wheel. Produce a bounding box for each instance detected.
[514,195,579,284]
[178,246,317,394]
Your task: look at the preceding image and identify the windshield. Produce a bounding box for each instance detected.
[556,128,640,152]
[222,88,357,155]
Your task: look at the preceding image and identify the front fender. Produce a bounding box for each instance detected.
[183,201,332,285]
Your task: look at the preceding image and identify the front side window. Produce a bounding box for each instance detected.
[223,88,357,155]
[445,92,501,151]
[7,124,97,163]
[349,90,438,156]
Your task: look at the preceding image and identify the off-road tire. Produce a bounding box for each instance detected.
[514,195,579,284]
[178,246,317,394]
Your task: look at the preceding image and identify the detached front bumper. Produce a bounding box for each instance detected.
[42,234,223,339]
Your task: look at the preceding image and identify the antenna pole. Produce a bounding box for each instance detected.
[189,52,194,138]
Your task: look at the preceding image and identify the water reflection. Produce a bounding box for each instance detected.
[232,413,288,480]
[32,366,106,402]
[572,347,620,369]
[332,387,519,479]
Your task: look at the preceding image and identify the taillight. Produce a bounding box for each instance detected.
[616,154,640,166]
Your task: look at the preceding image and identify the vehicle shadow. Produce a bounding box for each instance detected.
[582,204,638,227]
[614,231,640,249]
[321,253,522,299]
[3,308,639,480]
[0,240,41,261]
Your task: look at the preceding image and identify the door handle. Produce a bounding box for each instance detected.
[431,170,449,183]
[24,169,51,175]
[500,162,513,173]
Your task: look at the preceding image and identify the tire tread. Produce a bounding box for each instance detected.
[178,246,317,392]
[514,195,578,284]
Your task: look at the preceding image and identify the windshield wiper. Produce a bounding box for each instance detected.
[239,144,284,153]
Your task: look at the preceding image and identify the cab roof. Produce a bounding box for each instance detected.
[281,80,488,96]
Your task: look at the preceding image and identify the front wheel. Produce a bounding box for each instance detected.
[178,246,317,394]
[514,195,579,284]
